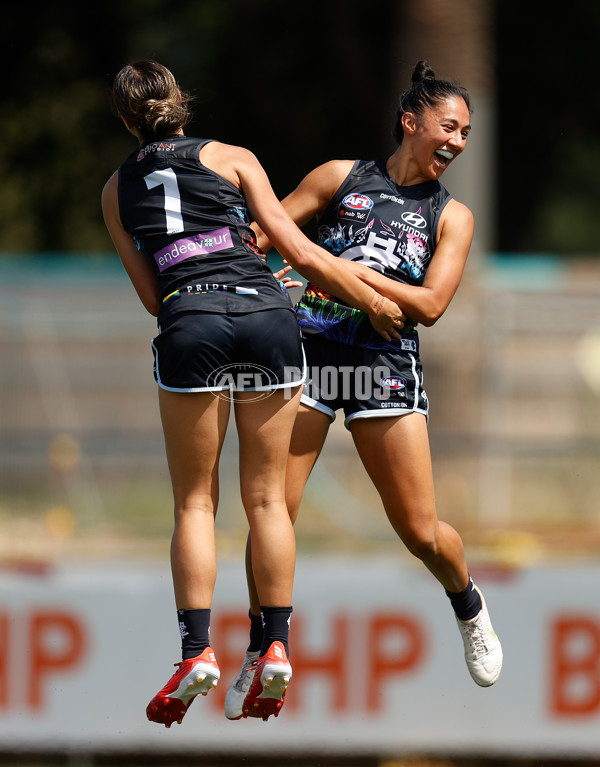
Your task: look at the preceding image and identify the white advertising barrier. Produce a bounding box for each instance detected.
[0,556,599,758]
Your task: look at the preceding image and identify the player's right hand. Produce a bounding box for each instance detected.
[368,296,405,341]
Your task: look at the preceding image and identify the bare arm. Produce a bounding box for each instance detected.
[252,158,471,327]
[200,143,403,338]
[101,172,161,317]
[339,200,473,326]
[252,159,352,253]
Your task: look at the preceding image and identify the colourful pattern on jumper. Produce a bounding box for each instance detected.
[296,159,452,350]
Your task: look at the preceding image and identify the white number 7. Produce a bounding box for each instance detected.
[144,168,184,234]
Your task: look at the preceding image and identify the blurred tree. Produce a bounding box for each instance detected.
[0,0,404,253]
[0,0,597,255]
[0,1,130,251]
[494,0,600,254]
[395,0,495,259]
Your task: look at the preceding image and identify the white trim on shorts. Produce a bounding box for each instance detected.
[299,392,427,430]
[299,351,428,429]
[153,340,307,394]
[299,393,337,422]
[344,352,428,428]
[344,405,428,430]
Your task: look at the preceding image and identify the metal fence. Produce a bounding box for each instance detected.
[1,254,598,563]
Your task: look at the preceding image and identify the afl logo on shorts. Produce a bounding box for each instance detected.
[207,362,278,402]
[342,193,373,211]
[380,375,407,392]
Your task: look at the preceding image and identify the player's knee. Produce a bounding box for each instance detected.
[403,528,440,562]
[242,494,287,520]
[174,497,215,521]
[285,497,302,524]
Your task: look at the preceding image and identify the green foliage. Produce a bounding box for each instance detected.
[494,0,600,253]
[0,1,598,254]
[0,0,401,253]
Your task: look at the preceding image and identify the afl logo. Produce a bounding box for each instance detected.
[342,193,373,211]
[380,376,407,391]
[401,211,426,228]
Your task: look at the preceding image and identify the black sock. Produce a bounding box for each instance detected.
[178,608,211,660]
[247,609,264,653]
[445,577,482,621]
[260,606,292,657]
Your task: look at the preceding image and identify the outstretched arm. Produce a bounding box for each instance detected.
[251,159,351,253]
[257,161,472,327]
[200,143,404,339]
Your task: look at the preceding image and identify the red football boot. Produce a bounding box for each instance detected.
[242,641,292,721]
[146,647,220,727]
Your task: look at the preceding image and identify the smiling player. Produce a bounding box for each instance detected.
[225,60,503,720]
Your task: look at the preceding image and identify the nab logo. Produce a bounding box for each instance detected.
[342,193,373,211]
[381,376,407,392]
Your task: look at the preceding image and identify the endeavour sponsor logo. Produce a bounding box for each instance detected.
[153,227,232,272]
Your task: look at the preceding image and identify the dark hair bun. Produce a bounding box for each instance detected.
[411,60,436,85]
[392,59,470,145]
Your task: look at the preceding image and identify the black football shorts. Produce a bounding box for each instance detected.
[152,308,305,392]
[300,336,428,428]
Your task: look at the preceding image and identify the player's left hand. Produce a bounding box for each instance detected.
[273,263,303,288]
